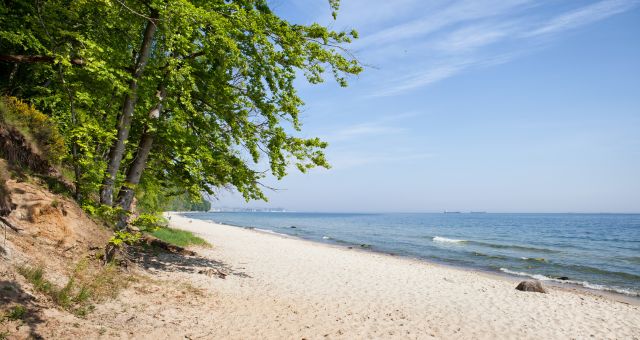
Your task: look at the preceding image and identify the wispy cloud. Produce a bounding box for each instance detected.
[351,0,638,97]
[526,0,638,37]
[323,112,417,141]
[372,63,468,97]
[433,23,513,54]
[355,0,532,49]
[329,152,435,170]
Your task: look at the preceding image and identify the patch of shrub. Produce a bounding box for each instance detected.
[4,305,26,321]
[151,227,210,248]
[0,96,66,164]
[131,213,167,232]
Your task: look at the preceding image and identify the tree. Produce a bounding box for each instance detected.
[0,0,362,228]
[0,0,145,201]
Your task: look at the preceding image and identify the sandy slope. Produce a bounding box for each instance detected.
[163,213,640,340]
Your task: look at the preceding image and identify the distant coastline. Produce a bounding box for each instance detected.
[208,207,288,213]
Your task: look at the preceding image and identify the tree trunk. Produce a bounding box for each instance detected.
[58,66,83,201]
[100,13,158,206]
[115,84,166,229]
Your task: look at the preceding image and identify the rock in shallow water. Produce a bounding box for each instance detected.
[515,280,547,293]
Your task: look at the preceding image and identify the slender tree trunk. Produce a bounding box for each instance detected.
[100,13,158,206]
[115,84,166,229]
[58,66,82,201]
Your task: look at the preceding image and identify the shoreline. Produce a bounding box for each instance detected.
[165,212,640,338]
[170,212,640,304]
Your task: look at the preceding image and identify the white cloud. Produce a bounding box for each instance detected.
[355,0,532,49]
[526,0,638,37]
[433,24,512,53]
[354,0,638,97]
[324,111,418,141]
[371,62,467,97]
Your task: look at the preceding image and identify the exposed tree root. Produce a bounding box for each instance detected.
[0,216,20,232]
[141,234,196,256]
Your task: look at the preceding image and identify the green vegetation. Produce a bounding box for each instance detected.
[16,261,134,317]
[4,305,26,321]
[136,188,211,213]
[0,0,360,275]
[0,0,360,234]
[160,193,212,212]
[0,96,66,164]
[130,213,167,232]
[151,227,210,248]
[16,266,55,296]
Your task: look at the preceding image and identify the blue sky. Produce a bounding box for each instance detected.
[214,0,640,213]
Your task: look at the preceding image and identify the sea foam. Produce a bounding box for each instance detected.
[433,236,466,244]
[499,268,639,297]
[254,228,289,237]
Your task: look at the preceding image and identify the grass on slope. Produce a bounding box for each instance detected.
[16,260,134,317]
[151,227,210,248]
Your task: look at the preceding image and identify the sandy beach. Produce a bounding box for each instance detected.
[163,213,640,339]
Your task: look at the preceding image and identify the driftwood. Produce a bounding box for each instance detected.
[141,234,196,256]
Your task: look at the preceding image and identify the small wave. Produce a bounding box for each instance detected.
[469,240,560,254]
[433,236,467,244]
[427,236,560,253]
[500,268,550,281]
[499,268,639,297]
[322,236,331,240]
[473,252,508,260]
[254,228,289,237]
[624,256,640,264]
[556,263,640,281]
[520,257,548,263]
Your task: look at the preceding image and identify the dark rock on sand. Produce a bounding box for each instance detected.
[515,280,547,293]
[557,276,570,281]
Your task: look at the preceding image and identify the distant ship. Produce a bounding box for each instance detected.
[443,211,461,214]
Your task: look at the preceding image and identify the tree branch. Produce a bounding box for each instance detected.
[0,55,85,65]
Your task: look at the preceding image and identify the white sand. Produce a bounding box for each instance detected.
[167,213,640,339]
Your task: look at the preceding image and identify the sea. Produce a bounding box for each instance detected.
[186,212,640,297]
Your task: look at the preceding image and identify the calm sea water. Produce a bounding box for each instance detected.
[186,212,640,297]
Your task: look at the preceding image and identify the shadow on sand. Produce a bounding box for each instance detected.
[134,250,251,279]
[0,280,46,339]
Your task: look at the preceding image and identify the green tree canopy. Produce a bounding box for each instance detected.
[0,0,361,224]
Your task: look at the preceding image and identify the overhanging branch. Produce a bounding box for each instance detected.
[0,55,85,65]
